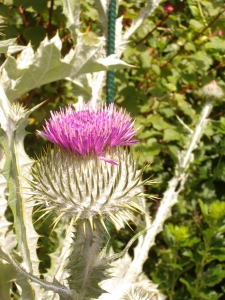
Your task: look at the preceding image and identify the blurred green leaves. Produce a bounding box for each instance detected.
[115,0,225,298]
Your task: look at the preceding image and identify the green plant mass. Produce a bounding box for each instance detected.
[0,0,225,299]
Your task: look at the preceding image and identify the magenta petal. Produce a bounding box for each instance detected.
[99,156,119,166]
[38,103,139,162]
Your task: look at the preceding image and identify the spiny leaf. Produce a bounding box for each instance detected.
[2,34,133,101]
[0,247,73,299]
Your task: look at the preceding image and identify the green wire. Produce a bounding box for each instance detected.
[106,0,117,105]
[104,0,117,252]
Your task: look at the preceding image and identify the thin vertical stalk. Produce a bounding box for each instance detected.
[106,0,117,105]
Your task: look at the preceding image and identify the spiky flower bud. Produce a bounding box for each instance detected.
[9,103,28,122]
[123,286,157,300]
[201,80,224,100]
[30,146,146,229]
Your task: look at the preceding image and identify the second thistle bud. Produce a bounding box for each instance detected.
[201,80,224,101]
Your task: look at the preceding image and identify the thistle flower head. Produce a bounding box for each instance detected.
[31,103,151,230]
[30,146,148,230]
[201,80,224,100]
[38,103,138,165]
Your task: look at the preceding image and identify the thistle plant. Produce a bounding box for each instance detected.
[34,103,145,223]
[0,0,185,299]
[27,102,150,299]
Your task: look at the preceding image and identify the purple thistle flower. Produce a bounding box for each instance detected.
[38,103,138,165]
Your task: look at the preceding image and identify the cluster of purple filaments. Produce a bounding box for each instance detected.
[38,103,138,164]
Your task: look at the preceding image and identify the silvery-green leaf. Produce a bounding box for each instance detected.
[95,54,134,71]
[115,16,127,57]
[94,0,108,36]
[7,45,28,55]
[0,86,41,297]
[42,221,74,300]
[123,0,162,41]
[62,0,80,44]
[16,43,34,69]
[66,75,93,102]
[0,176,10,246]
[0,260,14,300]
[0,38,16,53]
[0,38,26,54]
[0,174,15,300]
[2,33,133,101]
[98,254,166,300]
[117,0,162,57]
[0,247,72,300]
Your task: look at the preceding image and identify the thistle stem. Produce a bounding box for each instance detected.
[131,100,213,274]
[67,219,106,300]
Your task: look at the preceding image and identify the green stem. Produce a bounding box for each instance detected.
[195,236,211,291]
[67,219,107,300]
[196,0,212,36]
[217,154,223,168]
[170,247,178,298]
[195,258,204,291]
[10,133,33,272]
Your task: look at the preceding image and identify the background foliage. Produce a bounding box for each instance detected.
[1,0,225,299]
